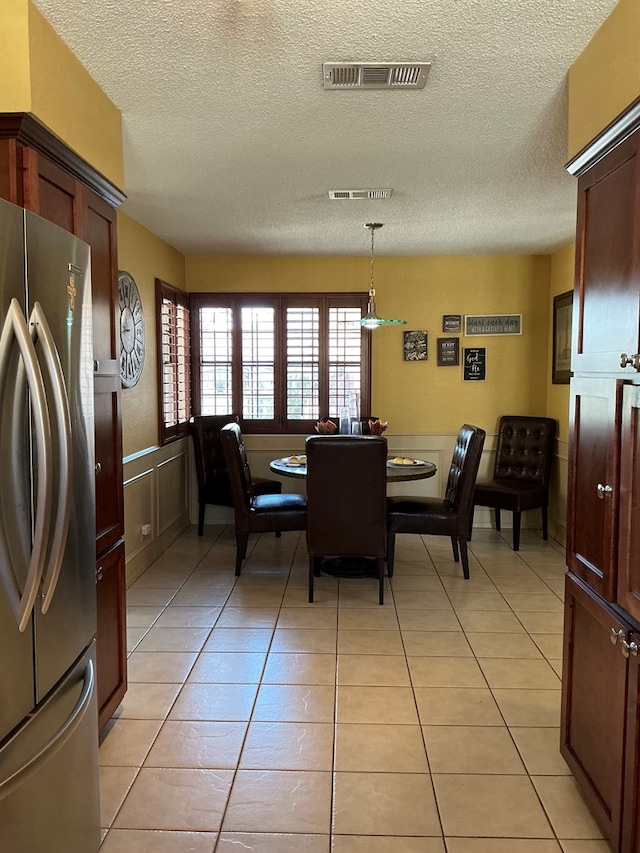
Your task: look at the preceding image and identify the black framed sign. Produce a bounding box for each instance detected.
[463,347,486,381]
[437,337,460,366]
[403,330,428,361]
[442,314,462,333]
[552,290,573,384]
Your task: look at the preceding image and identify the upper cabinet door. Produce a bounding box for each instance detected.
[573,130,640,375]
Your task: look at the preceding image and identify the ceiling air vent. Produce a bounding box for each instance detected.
[323,62,431,90]
[328,189,393,200]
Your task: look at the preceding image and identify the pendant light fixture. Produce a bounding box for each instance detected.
[360,223,407,329]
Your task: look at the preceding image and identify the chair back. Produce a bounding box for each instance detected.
[220,422,255,528]
[305,435,387,558]
[492,416,556,486]
[191,414,240,507]
[444,424,487,524]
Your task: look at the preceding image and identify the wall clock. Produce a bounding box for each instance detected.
[118,270,145,387]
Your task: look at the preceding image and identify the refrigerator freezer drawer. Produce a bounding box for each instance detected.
[0,642,100,853]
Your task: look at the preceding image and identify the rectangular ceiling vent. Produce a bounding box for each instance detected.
[328,189,393,200]
[323,62,431,90]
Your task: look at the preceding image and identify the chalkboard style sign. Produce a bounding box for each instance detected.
[442,314,462,333]
[463,347,486,380]
[437,337,460,366]
[403,330,428,361]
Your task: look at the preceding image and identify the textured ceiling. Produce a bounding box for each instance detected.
[32,0,619,257]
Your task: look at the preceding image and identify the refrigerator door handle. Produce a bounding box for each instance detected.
[0,659,94,803]
[0,299,53,631]
[29,302,72,614]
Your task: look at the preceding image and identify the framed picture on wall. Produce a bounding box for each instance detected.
[403,330,428,361]
[463,347,486,381]
[552,290,573,384]
[437,337,460,366]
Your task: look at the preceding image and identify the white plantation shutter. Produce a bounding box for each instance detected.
[157,279,191,443]
[189,293,370,432]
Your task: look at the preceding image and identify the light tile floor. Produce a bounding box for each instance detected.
[98,526,611,853]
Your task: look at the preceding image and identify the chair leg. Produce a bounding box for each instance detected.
[198,501,205,536]
[235,533,248,576]
[494,507,501,531]
[468,506,475,541]
[308,555,315,603]
[386,533,396,578]
[377,557,385,605]
[459,538,470,579]
[512,512,521,551]
[451,536,460,563]
[541,505,549,540]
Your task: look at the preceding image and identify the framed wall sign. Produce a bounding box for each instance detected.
[442,314,462,333]
[437,337,460,366]
[465,314,522,336]
[552,290,573,384]
[463,347,486,380]
[403,330,428,361]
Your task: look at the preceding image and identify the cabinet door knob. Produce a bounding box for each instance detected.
[95,462,102,475]
[610,627,625,645]
[96,567,104,582]
[596,483,613,499]
[620,352,640,371]
[621,640,639,658]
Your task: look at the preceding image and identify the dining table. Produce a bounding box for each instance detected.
[269,451,437,578]
[269,455,437,483]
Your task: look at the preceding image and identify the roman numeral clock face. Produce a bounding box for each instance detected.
[118,271,145,388]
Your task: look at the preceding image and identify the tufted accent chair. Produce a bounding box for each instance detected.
[387,424,486,579]
[472,415,557,551]
[220,423,307,575]
[191,414,281,535]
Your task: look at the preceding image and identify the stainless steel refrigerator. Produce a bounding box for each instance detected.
[0,197,100,851]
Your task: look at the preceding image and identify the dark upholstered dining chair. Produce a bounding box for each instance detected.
[191,414,281,535]
[472,415,557,551]
[220,423,307,575]
[387,424,486,580]
[306,435,388,604]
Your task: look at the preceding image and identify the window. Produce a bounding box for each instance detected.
[190,293,370,433]
[156,278,191,444]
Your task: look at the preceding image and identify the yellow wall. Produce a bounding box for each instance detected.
[186,254,551,436]
[568,0,640,158]
[0,0,124,188]
[0,0,32,110]
[117,212,186,456]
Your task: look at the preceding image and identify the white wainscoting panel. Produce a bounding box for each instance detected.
[124,438,191,585]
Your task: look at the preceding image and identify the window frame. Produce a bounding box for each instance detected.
[155,278,192,445]
[189,291,371,434]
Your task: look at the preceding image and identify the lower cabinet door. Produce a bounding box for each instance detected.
[623,630,640,853]
[561,572,628,848]
[96,539,127,734]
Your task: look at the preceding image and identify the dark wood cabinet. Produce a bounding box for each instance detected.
[96,540,127,732]
[618,387,640,623]
[564,99,640,852]
[566,377,621,600]
[572,130,640,375]
[561,574,628,844]
[0,114,126,732]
